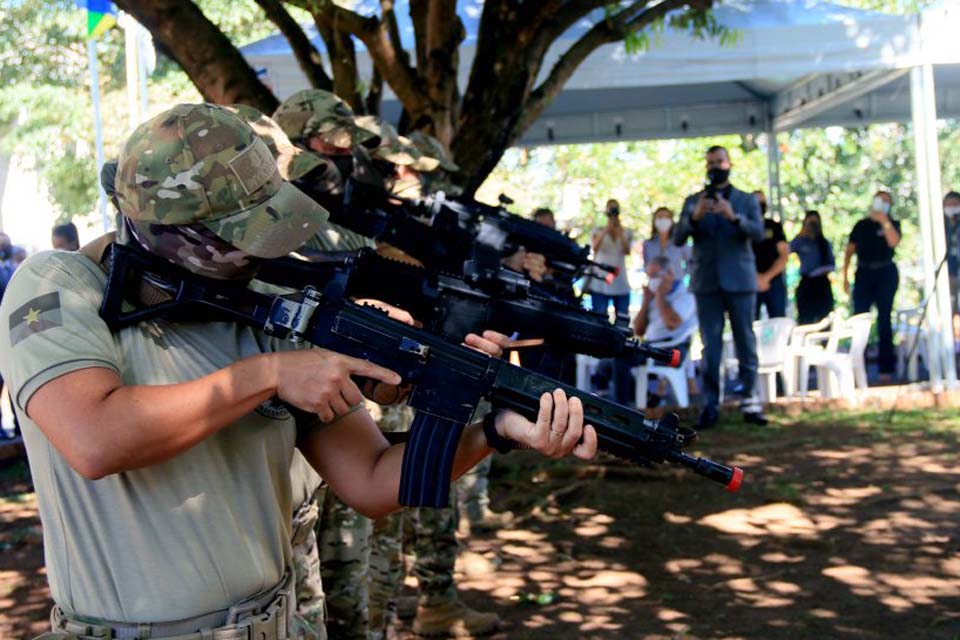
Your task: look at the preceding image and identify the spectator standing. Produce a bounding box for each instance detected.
[52,222,80,251]
[751,190,789,318]
[790,210,835,324]
[843,190,901,382]
[674,145,767,428]
[587,199,633,320]
[943,191,960,314]
[642,207,691,280]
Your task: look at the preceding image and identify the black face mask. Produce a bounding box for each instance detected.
[607,206,620,217]
[707,167,730,185]
[759,201,768,215]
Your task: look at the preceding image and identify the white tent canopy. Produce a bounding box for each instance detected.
[240,0,960,388]
[241,0,960,144]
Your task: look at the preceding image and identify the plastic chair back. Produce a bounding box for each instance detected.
[753,317,796,368]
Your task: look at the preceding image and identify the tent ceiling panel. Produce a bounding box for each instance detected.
[241,0,960,146]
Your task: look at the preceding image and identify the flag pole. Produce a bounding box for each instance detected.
[87,38,109,231]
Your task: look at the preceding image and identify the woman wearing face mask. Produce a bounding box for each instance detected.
[943,191,960,309]
[642,207,691,280]
[588,199,634,320]
[843,191,902,381]
[790,210,835,324]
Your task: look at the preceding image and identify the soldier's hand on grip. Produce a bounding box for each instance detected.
[496,389,598,460]
[274,350,401,422]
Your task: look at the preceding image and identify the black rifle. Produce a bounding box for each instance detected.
[260,249,680,365]
[99,243,742,508]
[296,177,618,298]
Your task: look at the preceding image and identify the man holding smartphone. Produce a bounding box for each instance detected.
[674,145,767,429]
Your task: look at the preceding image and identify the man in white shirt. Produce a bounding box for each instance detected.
[633,255,697,345]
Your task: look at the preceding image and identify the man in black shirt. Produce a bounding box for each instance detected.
[843,190,902,380]
[751,190,789,318]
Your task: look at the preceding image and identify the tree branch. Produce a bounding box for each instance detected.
[313,16,362,111]
[423,0,463,143]
[289,0,427,115]
[518,0,685,135]
[115,0,278,112]
[255,0,332,91]
[365,64,383,116]
[410,0,429,72]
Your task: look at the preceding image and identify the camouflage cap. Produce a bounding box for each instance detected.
[354,116,439,170]
[116,103,328,259]
[272,89,376,149]
[226,104,325,182]
[408,131,460,173]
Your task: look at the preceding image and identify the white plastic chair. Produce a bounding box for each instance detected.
[782,313,836,396]
[796,313,873,398]
[575,354,600,393]
[895,307,928,382]
[753,317,796,404]
[633,326,698,409]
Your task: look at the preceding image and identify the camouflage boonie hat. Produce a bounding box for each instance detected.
[354,116,438,170]
[226,104,325,182]
[272,89,376,149]
[408,131,459,173]
[116,103,328,259]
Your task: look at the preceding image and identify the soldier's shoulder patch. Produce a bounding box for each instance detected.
[10,292,61,346]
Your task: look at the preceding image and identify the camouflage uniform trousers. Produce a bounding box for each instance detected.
[291,492,328,640]
[315,401,408,640]
[316,484,373,640]
[367,411,494,639]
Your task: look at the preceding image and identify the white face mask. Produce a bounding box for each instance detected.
[654,218,672,233]
[872,197,891,215]
[945,205,960,218]
[647,277,662,292]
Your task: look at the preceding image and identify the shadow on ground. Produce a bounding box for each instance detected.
[2,409,959,640]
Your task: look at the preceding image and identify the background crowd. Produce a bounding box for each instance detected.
[562,144,959,430]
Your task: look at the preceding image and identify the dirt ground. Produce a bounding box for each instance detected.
[2,408,959,640]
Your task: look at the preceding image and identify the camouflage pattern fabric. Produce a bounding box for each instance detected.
[226,104,325,182]
[115,103,328,259]
[354,117,437,170]
[273,90,375,149]
[291,493,327,640]
[125,217,261,281]
[313,402,409,640]
[455,456,493,531]
[317,486,372,640]
[407,131,459,173]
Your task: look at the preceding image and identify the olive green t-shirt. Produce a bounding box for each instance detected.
[0,251,306,623]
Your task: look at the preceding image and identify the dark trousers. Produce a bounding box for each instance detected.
[755,274,787,319]
[697,290,758,409]
[589,293,632,404]
[796,275,834,325]
[853,264,899,374]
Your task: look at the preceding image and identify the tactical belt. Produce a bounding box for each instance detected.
[48,570,293,640]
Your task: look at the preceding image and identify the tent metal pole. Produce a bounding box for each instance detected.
[87,39,109,232]
[910,63,955,389]
[766,128,782,220]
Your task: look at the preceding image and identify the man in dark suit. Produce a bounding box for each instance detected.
[674,145,768,428]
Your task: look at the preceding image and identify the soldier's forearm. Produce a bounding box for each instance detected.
[301,412,491,520]
[25,353,281,480]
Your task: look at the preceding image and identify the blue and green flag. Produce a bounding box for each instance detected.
[75,0,117,39]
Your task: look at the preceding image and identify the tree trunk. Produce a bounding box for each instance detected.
[115,0,278,113]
